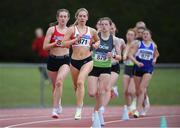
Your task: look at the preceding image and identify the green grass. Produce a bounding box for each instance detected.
[0,67,180,108]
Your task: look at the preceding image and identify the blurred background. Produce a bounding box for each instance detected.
[0,0,180,108]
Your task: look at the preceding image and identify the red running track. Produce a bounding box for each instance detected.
[0,106,180,127]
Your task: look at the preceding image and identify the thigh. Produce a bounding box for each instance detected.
[123,75,131,92]
[78,61,93,83]
[140,73,152,89]
[128,78,136,94]
[110,72,119,87]
[70,64,79,87]
[134,76,142,90]
[56,64,70,82]
[48,71,58,85]
[99,73,111,92]
[88,76,99,95]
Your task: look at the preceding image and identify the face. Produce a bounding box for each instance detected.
[96,20,101,31]
[136,28,144,38]
[143,30,151,41]
[35,28,43,38]
[77,11,88,25]
[101,20,111,33]
[57,11,69,26]
[111,23,116,35]
[126,30,135,42]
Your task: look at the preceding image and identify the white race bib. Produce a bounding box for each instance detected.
[139,50,153,60]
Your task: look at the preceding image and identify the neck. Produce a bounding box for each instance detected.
[77,24,86,29]
[57,24,66,29]
[101,31,110,38]
[127,41,131,44]
[143,40,151,44]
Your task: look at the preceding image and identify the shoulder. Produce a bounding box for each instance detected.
[47,26,55,34]
[133,39,140,45]
[67,26,74,31]
[89,27,97,34]
[131,40,140,48]
[113,36,125,44]
[65,26,75,35]
[152,42,158,48]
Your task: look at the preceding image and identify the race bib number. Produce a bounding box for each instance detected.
[74,35,91,47]
[139,50,153,60]
[78,38,88,45]
[94,52,108,62]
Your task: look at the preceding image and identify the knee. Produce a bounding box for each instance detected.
[88,91,97,97]
[137,87,145,96]
[77,80,84,89]
[55,79,63,87]
[98,88,106,95]
[105,86,111,93]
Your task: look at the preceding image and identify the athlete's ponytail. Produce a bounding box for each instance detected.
[49,21,58,27]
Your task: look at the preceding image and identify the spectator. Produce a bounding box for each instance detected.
[32,28,49,81]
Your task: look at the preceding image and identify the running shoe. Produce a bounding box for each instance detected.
[130,97,137,111]
[139,110,146,117]
[112,86,119,97]
[57,105,62,114]
[133,110,139,118]
[98,109,105,126]
[52,108,59,119]
[144,95,150,113]
[99,106,105,113]
[74,107,82,120]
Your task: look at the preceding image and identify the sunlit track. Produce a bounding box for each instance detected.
[1,106,180,127]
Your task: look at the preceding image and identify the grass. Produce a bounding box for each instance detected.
[0,67,180,108]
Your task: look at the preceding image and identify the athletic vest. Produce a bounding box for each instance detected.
[93,33,114,67]
[50,26,64,47]
[72,26,92,47]
[134,41,155,72]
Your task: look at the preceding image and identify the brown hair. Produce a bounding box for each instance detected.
[127,28,136,36]
[143,28,152,36]
[49,9,70,27]
[111,22,118,34]
[135,21,146,29]
[100,17,112,26]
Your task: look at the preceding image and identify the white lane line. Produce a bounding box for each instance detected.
[0,114,76,121]
[5,115,115,128]
[0,114,39,118]
[0,115,49,121]
[5,117,75,128]
[105,114,180,125]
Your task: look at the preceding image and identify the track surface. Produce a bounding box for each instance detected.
[0,106,180,127]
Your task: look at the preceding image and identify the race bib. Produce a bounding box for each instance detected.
[78,38,88,45]
[74,35,91,47]
[94,52,108,62]
[139,50,153,60]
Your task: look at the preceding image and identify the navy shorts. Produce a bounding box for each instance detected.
[47,54,70,71]
[89,66,111,77]
[134,70,153,77]
[71,56,92,70]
